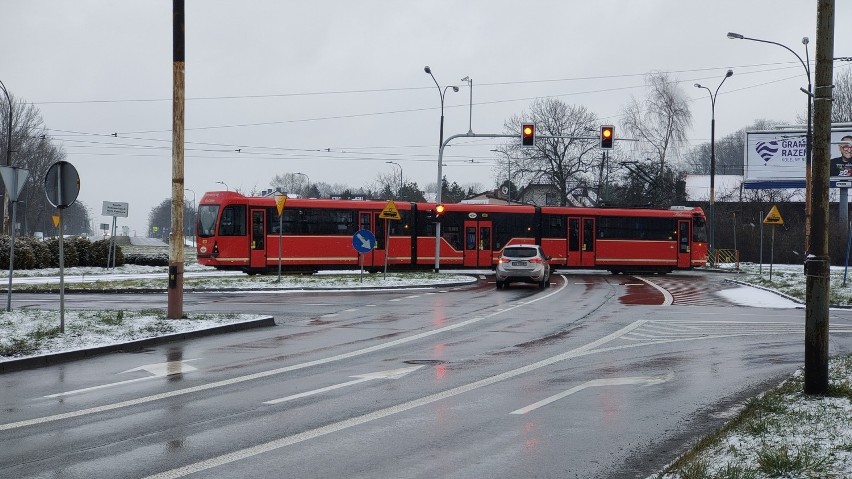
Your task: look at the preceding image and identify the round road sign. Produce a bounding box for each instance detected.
[44,161,80,209]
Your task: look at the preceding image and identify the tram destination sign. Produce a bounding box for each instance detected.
[102,201,129,217]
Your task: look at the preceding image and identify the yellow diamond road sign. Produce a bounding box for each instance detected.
[763,205,784,225]
[379,200,401,220]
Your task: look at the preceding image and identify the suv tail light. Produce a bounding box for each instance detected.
[528,257,542,263]
[500,257,512,263]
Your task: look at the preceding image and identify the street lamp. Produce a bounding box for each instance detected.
[461,76,473,135]
[728,32,812,253]
[424,66,459,271]
[294,172,310,196]
[0,80,13,236]
[385,161,402,196]
[215,180,229,191]
[694,69,734,266]
[184,188,196,240]
[0,80,11,167]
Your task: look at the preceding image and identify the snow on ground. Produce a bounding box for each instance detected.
[716,286,801,309]
[0,265,478,362]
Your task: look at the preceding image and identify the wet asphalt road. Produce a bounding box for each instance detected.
[4,271,852,478]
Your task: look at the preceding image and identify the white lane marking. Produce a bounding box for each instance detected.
[389,294,420,302]
[342,308,359,313]
[5,278,569,432]
[320,313,338,318]
[635,276,673,305]
[263,366,423,405]
[143,318,647,479]
[43,376,157,398]
[44,359,200,398]
[510,374,672,415]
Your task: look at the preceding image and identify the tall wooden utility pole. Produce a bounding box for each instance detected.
[804,0,834,395]
[168,0,186,319]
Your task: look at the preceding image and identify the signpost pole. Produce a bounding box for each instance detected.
[6,195,15,311]
[5,172,16,312]
[59,210,65,333]
[759,210,764,276]
[278,214,283,282]
[770,225,775,281]
[274,193,286,282]
[384,219,389,279]
[111,216,117,268]
[1,166,29,312]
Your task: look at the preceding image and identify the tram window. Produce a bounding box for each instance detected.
[389,211,412,235]
[466,227,477,250]
[693,216,708,243]
[198,205,220,237]
[443,225,462,250]
[252,210,264,250]
[568,218,580,251]
[583,219,594,252]
[219,205,246,236]
[597,216,675,241]
[480,227,491,250]
[542,214,566,238]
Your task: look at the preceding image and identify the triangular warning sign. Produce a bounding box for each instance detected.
[763,205,784,225]
[379,200,401,220]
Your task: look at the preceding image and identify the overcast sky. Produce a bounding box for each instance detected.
[2,1,850,235]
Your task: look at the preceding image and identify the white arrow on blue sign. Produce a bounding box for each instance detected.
[352,229,376,254]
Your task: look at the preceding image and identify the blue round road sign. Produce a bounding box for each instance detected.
[352,229,376,253]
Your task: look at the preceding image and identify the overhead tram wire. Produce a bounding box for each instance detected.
[42,60,849,159]
[30,60,814,106]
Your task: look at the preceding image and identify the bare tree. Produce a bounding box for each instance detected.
[0,93,91,236]
[622,72,693,174]
[498,98,599,206]
[683,119,788,176]
[269,172,314,197]
[832,67,852,123]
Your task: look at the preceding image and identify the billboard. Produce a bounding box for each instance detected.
[744,127,852,189]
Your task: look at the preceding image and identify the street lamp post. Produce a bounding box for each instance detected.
[424,66,459,272]
[184,188,196,239]
[694,69,734,267]
[0,80,11,168]
[1,80,13,236]
[461,76,473,134]
[294,172,310,196]
[727,32,812,254]
[385,161,402,196]
[216,180,229,191]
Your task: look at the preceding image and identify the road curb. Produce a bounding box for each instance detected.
[0,316,276,374]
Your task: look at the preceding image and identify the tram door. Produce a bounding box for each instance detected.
[359,212,386,267]
[250,209,267,270]
[677,220,691,268]
[463,220,492,268]
[568,217,596,267]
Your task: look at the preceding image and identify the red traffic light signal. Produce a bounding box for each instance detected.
[521,123,535,147]
[600,125,614,149]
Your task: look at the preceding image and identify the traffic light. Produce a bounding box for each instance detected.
[521,123,535,147]
[600,125,614,149]
[435,204,446,222]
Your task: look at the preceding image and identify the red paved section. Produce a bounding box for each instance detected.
[618,274,738,306]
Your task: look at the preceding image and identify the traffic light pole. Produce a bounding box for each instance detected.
[434,133,520,272]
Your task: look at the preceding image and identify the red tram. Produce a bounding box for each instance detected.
[195,191,708,274]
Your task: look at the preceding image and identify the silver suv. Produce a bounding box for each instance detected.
[495,244,551,289]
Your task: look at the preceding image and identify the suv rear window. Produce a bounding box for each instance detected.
[503,247,538,258]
